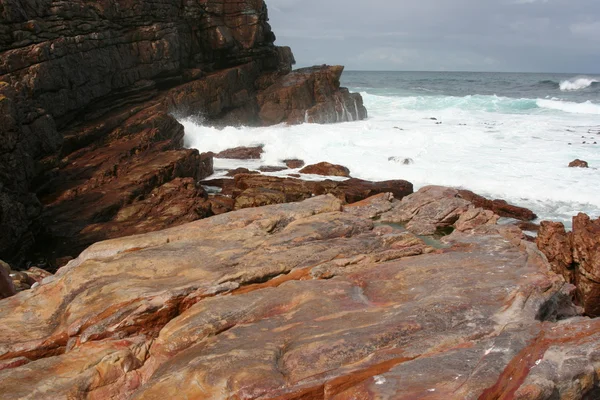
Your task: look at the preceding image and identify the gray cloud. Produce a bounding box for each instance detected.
[266,0,600,72]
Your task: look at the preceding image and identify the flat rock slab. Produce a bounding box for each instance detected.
[0,193,597,399]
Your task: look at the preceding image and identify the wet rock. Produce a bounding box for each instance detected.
[283,159,305,169]
[299,161,351,177]
[216,146,264,160]
[569,159,589,168]
[258,66,367,125]
[457,189,537,221]
[258,166,287,173]
[225,168,259,177]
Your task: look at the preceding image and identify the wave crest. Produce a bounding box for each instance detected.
[559,77,599,91]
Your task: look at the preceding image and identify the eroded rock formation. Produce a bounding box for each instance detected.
[0,0,367,266]
[537,213,600,317]
[0,191,596,399]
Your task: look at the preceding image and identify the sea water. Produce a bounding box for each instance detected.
[182,71,600,228]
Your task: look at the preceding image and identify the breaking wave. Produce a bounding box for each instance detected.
[559,77,599,91]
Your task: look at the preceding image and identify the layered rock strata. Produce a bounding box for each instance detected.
[0,189,595,399]
[0,0,366,266]
[537,213,600,317]
[203,173,414,210]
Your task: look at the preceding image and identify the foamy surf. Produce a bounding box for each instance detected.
[560,77,599,91]
[183,72,600,229]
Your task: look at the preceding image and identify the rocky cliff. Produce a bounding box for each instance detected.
[0,0,366,266]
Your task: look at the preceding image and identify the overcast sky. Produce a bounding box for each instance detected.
[266,0,600,73]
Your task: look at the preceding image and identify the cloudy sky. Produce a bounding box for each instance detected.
[266,0,600,73]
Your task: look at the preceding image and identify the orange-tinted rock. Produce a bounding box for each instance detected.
[216,146,264,159]
[537,214,600,317]
[2,195,592,399]
[537,221,574,281]
[458,189,537,221]
[299,161,351,177]
[571,213,600,316]
[569,159,589,168]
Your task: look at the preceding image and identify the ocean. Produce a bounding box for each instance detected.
[183,71,600,228]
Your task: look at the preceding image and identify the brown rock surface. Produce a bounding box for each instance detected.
[257,65,367,125]
[284,159,305,169]
[381,186,498,235]
[299,161,351,177]
[537,213,600,316]
[457,189,537,221]
[0,260,16,299]
[0,0,367,266]
[0,194,596,399]
[226,174,413,208]
[216,146,264,159]
[569,159,589,168]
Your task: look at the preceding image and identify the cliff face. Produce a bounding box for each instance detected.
[0,0,366,265]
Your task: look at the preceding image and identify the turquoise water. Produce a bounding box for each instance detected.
[342,71,600,109]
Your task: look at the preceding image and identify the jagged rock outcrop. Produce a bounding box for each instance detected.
[537,213,600,316]
[257,65,367,124]
[0,191,596,399]
[0,0,366,266]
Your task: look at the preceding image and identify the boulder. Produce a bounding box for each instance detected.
[299,161,351,177]
[283,159,305,169]
[216,146,264,160]
[569,159,589,168]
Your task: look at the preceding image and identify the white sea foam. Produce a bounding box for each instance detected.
[559,77,598,91]
[182,92,600,229]
[537,99,600,115]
